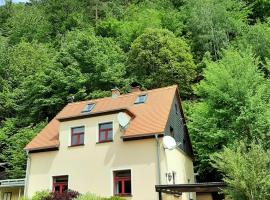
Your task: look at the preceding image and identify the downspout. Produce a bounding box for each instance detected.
[155,134,162,200]
[24,150,31,198]
[155,134,161,184]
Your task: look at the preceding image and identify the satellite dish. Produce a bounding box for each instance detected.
[117,112,131,128]
[163,136,177,150]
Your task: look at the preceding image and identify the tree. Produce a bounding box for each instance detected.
[6,4,50,44]
[5,41,55,88]
[212,142,270,200]
[182,0,249,60]
[96,3,184,51]
[127,28,196,97]
[236,20,270,63]
[58,29,127,98]
[188,48,270,181]
[0,119,45,178]
[244,0,270,22]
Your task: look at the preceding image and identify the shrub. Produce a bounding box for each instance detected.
[44,190,80,200]
[75,193,126,200]
[32,190,50,200]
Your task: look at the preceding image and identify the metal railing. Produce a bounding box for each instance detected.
[0,178,25,187]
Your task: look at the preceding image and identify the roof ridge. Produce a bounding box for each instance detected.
[68,85,178,105]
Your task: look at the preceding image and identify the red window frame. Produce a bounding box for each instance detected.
[113,170,132,196]
[52,176,68,193]
[98,122,113,142]
[71,126,84,146]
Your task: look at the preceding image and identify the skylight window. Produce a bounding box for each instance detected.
[81,103,95,113]
[134,94,147,104]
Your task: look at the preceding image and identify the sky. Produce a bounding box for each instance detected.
[0,0,29,6]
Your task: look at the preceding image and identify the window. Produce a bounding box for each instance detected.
[175,103,178,114]
[71,126,84,146]
[170,126,174,138]
[114,170,131,196]
[3,192,12,200]
[53,176,68,193]
[99,122,113,142]
[134,94,147,104]
[81,103,95,113]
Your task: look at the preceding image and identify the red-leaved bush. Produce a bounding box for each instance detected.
[44,190,80,200]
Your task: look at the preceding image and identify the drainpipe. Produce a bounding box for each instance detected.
[155,134,162,200]
[24,150,30,198]
[155,134,161,184]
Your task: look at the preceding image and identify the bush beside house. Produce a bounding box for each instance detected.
[22,190,126,200]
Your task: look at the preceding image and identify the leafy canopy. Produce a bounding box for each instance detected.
[127,28,196,97]
[188,48,270,181]
[212,141,270,200]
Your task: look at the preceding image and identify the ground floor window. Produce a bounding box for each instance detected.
[53,176,68,193]
[3,192,12,200]
[113,170,132,196]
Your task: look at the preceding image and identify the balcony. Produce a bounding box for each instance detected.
[0,178,25,187]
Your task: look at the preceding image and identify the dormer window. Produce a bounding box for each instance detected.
[81,103,95,113]
[134,94,147,104]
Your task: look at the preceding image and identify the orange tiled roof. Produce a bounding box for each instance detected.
[26,85,179,151]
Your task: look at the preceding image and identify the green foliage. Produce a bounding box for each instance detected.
[6,4,50,44]
[75,193,126,200]
[244,0,270,22]
[96,3,183,50]
[211,141,270,200]
[127,28,196,97]
[0,119,45,178]
[188,48,270,181]
[0,0,269,183]
[58,29,127,98]
[182,0,249,60]
[236,20,270,63]
[31,190,50,200]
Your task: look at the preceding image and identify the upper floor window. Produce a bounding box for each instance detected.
[81,103,95,113]
[134,94,147,104]
[99,122,113,143]
[175,103,178,114]
[53,176,68,193]
[170,126,174,138]
[114,170,132,196]
[71,126,84,146]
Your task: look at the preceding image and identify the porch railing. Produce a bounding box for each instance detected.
[0,178,25,187]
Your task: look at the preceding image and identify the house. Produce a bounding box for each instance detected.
[0,164,25,200]
[24,85,195,200]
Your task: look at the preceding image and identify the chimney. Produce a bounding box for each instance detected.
[131,82,141,92]
[131,86,141,92]
[111,88,120,98]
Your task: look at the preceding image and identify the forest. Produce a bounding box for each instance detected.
[0,0,270,198]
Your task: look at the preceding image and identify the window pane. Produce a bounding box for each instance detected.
[71,135,78,145]
[107,130,113,140]
[99,132,106,141]
[82,103,95,113]
[100,122,112,130]
[54,185,60,192]
[54,176,68,183]
[79,134,84,144]
[135,94,147,104]
[124,180,131,194]
[62,184,68,192]
[72,126,84,134]
[115,181,121,194]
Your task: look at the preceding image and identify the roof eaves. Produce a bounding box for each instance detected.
[121,132,164,141]
[58,108,135,122]
[25,144,59,152]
